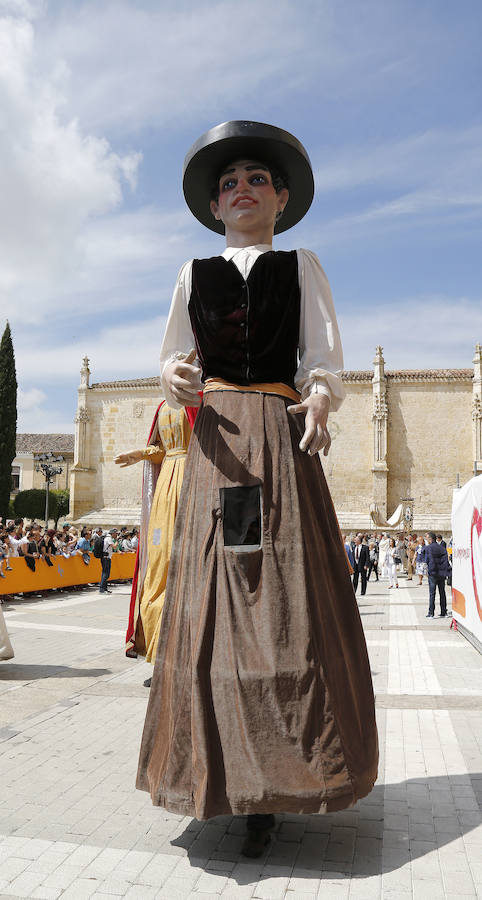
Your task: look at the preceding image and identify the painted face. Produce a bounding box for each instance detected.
[210,159,288,235]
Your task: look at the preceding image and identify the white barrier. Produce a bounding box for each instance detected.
[451,474,482,654]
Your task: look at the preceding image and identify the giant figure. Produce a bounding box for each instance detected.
[136,121,378,857]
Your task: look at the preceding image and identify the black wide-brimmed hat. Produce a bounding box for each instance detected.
[183,120,314,235]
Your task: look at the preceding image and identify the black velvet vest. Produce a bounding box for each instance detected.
[189,251,300,387]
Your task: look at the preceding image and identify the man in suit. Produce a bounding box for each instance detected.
[352,535,369,596]
[425,531,450,617]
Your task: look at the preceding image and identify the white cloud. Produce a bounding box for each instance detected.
[17,386,74,432]
[15,316,169,432]
[35,0,329,134]
[0,0,44,18]
[0,13,142,315]
[33,0,431,138]
[339,296,482,371]
[16,316,168,383]
[18,385,46,410]
[314,130,474,193]
[309,128,482,240]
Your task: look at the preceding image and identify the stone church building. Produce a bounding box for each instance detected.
[70,345,482,534]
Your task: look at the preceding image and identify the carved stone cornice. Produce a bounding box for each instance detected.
[343,369,472,384]
[90,377,161,392]
[342,371,373,383]
[386,369,472,383]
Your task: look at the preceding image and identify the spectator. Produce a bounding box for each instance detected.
[343,535,354,569]
[0,530,12,578]
[131,529,139,551]
[4,529,14,568]
[395,533,406,573]
[24,528,40,572]
[76,529,92,565]
[352,535,369,596]
[386,538,399,589]
[447,536,453,590]
[38,529,56,566]
[425,531,450,618]
[99,528,118,594]
[406,533,417,581]
[415,536,428,585]
[7,525,28,558]
[436,533,447,549]
[121,532,134,552]
[60,534,78,558]
[367,542,379,582]
[378,533,390,578]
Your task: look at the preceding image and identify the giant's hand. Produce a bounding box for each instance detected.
[164,348,202,407]
[114,450,143,468]
[287,393,331,456]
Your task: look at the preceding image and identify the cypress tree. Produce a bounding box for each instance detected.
[0,322,17,522]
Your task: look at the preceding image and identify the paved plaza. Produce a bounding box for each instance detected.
[1,576,482,900]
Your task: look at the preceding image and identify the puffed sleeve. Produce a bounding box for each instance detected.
[295,249,346,411]
[139,445,165,464]
[159,260,199,408]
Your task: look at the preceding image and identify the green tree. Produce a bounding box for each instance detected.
[13,489,53,522]
[0,322,17,522]
[13,489,49,521]
[50,489,70,529]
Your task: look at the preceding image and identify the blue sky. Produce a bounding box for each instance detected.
[1,0,481,433]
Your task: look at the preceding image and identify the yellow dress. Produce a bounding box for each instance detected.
[136,405,192,663]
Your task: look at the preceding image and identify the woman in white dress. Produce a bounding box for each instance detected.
[378,532,390,578]
[386,538,399,589]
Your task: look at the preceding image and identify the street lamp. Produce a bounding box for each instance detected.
[34,453,64,527]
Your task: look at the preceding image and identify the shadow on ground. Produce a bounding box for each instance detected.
[160,774,482,884]
[0,664,112,681]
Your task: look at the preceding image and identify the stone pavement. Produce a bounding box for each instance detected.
[0,576,481,899]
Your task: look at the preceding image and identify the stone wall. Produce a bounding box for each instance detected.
[69,358,163,522]
[323,378,374,524]
[70,347,482,532]
[386,378,473,523]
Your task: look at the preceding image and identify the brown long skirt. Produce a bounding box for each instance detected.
[136,390,378,820]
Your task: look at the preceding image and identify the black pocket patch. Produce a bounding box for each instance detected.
[220,485,262,548]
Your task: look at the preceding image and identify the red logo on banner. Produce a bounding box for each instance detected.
[471,506,482,622]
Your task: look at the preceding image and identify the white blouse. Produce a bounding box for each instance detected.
[160,244,346,411]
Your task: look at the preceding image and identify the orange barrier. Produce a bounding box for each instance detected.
[0,553,135,595]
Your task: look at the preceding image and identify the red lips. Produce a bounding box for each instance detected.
[232,194,257,207]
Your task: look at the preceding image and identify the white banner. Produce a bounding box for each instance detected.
[451,474,482,649]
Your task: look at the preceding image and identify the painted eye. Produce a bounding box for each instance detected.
[250,174,268,184]
[221,178,236,192]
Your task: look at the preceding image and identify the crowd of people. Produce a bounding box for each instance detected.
[343,530,452,617]
[0,518,138,581]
